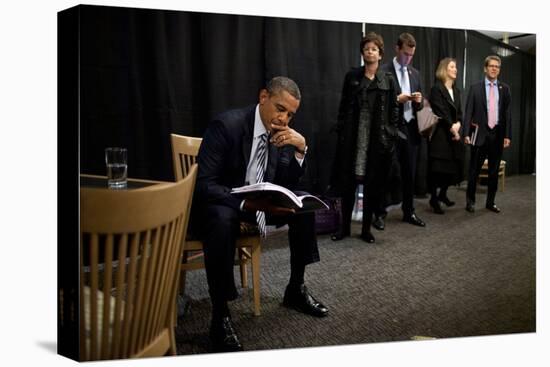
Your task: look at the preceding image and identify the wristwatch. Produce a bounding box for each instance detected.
[296,145,308,155]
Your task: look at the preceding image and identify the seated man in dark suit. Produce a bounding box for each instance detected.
[194,76,328,353]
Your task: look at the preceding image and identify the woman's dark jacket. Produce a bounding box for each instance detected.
[330,66,400,193]
[428,80,465,180]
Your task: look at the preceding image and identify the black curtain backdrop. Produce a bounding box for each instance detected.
[77,5,535,195]
[264,17,360,191]
[79,5,361,191]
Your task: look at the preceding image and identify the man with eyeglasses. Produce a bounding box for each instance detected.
[379,32,426,230]
[463,55,512,213]
[194,76,328,353]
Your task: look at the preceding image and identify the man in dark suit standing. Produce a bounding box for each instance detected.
[195,76,328,353]
[463,55,512,213]
[379,33,426,229]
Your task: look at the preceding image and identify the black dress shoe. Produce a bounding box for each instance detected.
[372,216,385,231]
[283,284,329,317]
[465,202,475,213]
[403,213,426,227]
[210,317,243,353]
[438,196,455,207]
[429,199,444,214]
[331,230,350,241]
[486,204,501,213]
[360,231,375,243]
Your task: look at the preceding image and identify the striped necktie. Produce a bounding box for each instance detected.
[255,133,268,237]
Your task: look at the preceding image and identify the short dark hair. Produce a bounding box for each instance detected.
[266,76,301,100]
[396,32,416,48]
[360,32,384,57]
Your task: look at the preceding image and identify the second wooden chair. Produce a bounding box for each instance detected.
[170,133,262,316]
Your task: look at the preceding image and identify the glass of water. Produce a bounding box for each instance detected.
[105,147,128,189]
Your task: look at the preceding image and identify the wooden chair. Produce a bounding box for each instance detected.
[170,133,261,316]
[79,165,197,361]
[478,159,506,192]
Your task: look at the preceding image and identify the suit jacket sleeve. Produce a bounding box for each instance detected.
[272,146,306,190]
[429,85,452,130]
[196,119,242,211]
[456,87,463,125]
[335,70,355,131]
[412,68,424,112]
[503,85,512,140]
[462,84,476,137]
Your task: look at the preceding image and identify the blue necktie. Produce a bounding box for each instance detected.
[401,66,413,122]
[255,134,268,237]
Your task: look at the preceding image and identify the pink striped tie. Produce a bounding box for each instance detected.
[488,82,496,129]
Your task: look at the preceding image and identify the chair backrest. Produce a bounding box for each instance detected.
[171,134,202,181]
[79,165,197,361]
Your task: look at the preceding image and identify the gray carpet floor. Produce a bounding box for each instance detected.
[175,174,536,355]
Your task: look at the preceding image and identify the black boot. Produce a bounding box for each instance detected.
[429,197,444,214]
[360,212,375,243]
[438,187,455,207]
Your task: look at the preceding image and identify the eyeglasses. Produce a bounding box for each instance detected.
[487,64,501,69]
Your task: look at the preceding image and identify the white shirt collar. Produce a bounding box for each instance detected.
[485,77,498,86]
[393,57,405,71]
[254,104,268,138]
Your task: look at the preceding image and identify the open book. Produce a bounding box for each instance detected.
[231,182,329,212]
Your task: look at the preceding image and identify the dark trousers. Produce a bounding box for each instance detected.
[397,122,420,216]
[362,150,393,232]
[466,129,503,205]
[340,182,359,237]
[340,149,394,235]
[200,204,319,314]
[428,171,452,200]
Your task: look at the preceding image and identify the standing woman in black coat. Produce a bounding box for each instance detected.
[428,57,465,214]
[329,32,400,242]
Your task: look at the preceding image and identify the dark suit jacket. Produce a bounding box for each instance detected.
[429,80,463,161]
[462,79,512,147]
[195,104,305,213]
[380,61,423,144]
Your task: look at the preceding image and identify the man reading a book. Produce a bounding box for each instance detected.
[194,76,329,353]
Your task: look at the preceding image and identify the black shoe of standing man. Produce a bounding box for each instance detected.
[402,212,426,227]
[210,316,243,353]
[373,216,385,231]
[485,203,501,213]
[283,284,329,317]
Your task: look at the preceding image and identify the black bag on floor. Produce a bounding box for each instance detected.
[314,196,343,235]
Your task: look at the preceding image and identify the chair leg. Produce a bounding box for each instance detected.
[251,243,261,316]
[179,251,189,294]
[168,312,177,356]
[238,249,248,289]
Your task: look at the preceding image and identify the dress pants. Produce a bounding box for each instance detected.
[396,121,420,216]
[467,129,503,205]
[200,203,320,309]
[340,182,359,237]
[363,150,393,231]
